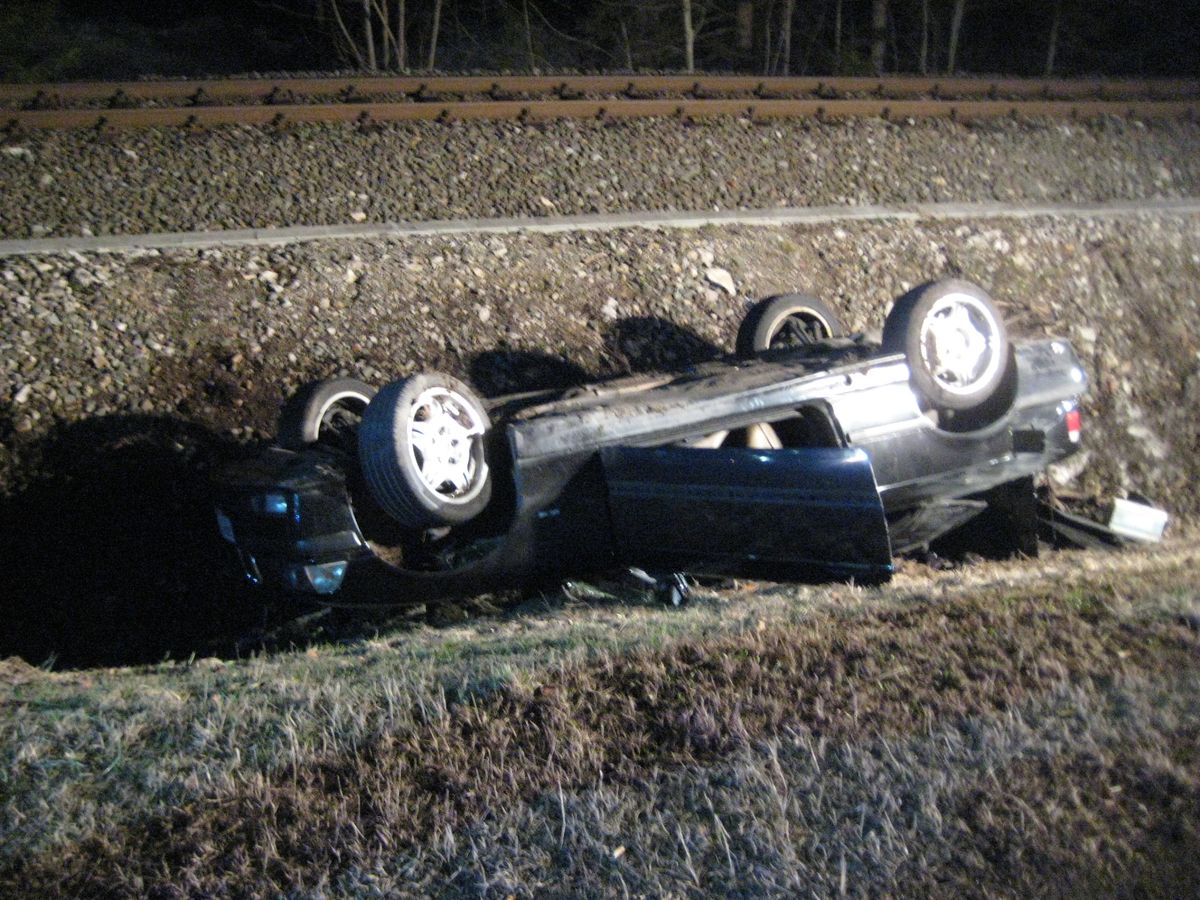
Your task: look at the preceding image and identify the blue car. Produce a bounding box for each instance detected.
[213,279,1086,606]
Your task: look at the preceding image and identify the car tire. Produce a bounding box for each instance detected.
[358,373,493,529]
[882,279,1010,411]
[277,377,376,451]
[736,293,843,356]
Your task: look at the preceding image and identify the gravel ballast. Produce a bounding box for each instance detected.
[2,116,1199,239]
[2,212,1198,516]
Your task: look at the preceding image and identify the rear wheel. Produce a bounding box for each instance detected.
[277,377,376,452]
[358,374,493,529]
[736,293,842,356]
[882,279,1009,411]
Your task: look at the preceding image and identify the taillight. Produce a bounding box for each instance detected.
[1065,408,1082,443]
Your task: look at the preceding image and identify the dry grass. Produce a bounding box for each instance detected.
[2,544,1199,897]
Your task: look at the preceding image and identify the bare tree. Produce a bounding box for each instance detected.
[779,0,795,75]
[736,1,753,51]
[833,0,842,72]
[427,0,443,69]
[946,0,966,74]
[682,0,695,72]
[327,0,365,68]
[1044,0,1063,76]
[919,0,929,74]
[619,20,633,67]
[763,0,774,74]
[362,0,377,69]
[522,0,535,68]
[396,0,407,69]
[870,0,888,75]
[321,0,411,70]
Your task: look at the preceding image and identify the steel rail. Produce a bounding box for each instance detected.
[1,75,1198,106]
[4,97,1197,131]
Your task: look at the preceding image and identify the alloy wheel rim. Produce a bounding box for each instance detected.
[918,293,1003,395]
[406,387,488,503]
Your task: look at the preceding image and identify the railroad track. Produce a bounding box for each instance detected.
[2,75,1198,131]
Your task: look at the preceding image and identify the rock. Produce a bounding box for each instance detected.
[1048,449,1090,486]
[69,268,95,289]
[705,267,736,296]
[13,385,32,404]
[1126,423,1168,460]
[350,210,367,223]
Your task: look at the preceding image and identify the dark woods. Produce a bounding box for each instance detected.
[3,0,1197,81]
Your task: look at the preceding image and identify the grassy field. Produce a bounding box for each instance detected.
[2,543,1198,897]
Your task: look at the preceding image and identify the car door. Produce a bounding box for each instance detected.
[600,444,893,583]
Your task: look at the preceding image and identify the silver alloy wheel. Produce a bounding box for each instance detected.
[405,387,489,504]
[918,292,1004,397]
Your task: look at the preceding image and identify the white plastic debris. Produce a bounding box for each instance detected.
[704,266,736,295]
[1108,498,1169,543]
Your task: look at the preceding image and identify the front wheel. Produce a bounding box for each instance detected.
[358,373,493,529]
[882,279,1009,411]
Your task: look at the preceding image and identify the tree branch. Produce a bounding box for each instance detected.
[327,0,366,68]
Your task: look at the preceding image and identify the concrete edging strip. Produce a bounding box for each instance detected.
[1,197,1198,257]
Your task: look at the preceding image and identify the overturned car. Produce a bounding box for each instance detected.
[213,279,1087,605]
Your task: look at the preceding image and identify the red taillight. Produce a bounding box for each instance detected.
[1065,408,1082,443]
